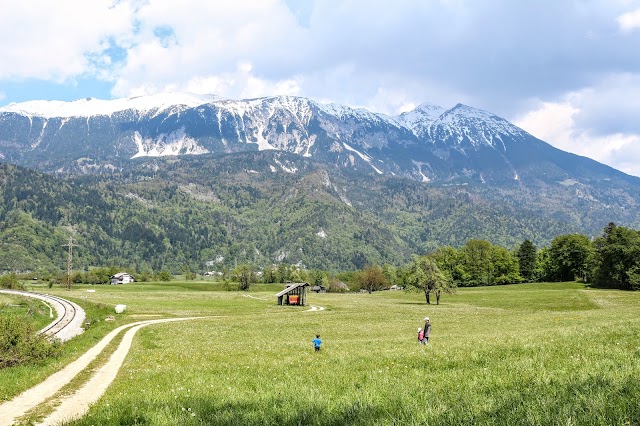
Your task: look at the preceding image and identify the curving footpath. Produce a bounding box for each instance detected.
[0,317,208,426]
[305,305,326,311]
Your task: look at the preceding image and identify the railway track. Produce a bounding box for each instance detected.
[0,290,85,341]
[37,293,78,338]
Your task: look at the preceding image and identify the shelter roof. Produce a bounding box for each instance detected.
[275,282,309,297]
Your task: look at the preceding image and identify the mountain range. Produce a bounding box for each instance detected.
[0,93,639,272]
[1,93,636,188]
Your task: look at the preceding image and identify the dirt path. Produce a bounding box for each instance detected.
[305,305,326,311]
[0,317,207,426]
[38,317,206,426]
[2,296,324,425]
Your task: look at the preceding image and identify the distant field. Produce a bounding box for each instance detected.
[5,282,640,425]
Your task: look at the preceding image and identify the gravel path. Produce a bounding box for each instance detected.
[305,305,326,311]
[0,317,205,426]
[38,317,206,426]
[1,293,320,425]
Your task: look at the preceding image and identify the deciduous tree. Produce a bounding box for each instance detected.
[549,234,593,282]
[232,264,256,291]
[406,255,454,304]
[592,223,640,290]
[355,264,388,293]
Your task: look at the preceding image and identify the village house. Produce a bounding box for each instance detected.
[110,272,135,284]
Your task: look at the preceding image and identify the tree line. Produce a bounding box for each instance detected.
[347,222,640,295]
[210,222,639,300]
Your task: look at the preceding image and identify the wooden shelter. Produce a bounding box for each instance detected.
[276,282,310,306]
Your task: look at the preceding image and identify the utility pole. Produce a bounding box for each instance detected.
[63,236,77,290]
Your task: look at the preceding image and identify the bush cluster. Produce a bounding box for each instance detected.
[0,273,24,290]
[0,316,61,369]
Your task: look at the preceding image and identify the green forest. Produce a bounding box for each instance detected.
[1,152,640,292]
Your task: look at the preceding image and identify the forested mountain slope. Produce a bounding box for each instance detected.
[2,151,639,273]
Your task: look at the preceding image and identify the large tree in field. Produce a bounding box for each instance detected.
[406,255,454,304]
[429,246,464,284]
[491,245,522,285]
[517,240,537,282]
[549,234,593,282]
[535,247,553,282]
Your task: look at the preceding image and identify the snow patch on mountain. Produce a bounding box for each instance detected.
[131,128,209,158]
[343,142,372,162]
[273,157,298,173]
[432,104,530,148]
[396,103,446,133]
[253,125,276,151]
[412,160,431,182]
[371,164,383,175]
[32,120,48,150]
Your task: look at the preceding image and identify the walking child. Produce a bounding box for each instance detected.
[312,334,322,352]
[417,327,425,344]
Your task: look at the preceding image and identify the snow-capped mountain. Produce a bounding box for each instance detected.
[394,103,446,139]
[0,93,636,189]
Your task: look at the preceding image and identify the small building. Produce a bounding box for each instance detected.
[276,282,310,306]
[110,272,135,284]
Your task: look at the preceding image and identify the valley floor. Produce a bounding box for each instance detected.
[1,281,639,425]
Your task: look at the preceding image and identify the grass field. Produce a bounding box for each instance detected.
[4,281,640,425]
[0,293,55,330]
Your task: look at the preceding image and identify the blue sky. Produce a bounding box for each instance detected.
[2,0,640,175]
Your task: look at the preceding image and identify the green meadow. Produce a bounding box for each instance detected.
[4,282,640,425]
[0,293,53,330]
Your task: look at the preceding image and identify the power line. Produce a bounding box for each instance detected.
[63,236,78,290]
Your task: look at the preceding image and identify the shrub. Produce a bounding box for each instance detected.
[0,316,60,369]
[0,274,23,290]
[156,271,172,281]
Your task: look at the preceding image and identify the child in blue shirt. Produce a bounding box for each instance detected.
[312,335,322,352]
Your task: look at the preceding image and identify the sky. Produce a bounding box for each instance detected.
[1,0,640,175]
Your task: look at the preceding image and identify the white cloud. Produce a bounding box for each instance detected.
[515,102,579,148]
[110,0,307,99]
[0,0,132,81]
[515,95,640,177]
[1,0,640,178]
[0,91,5,102]
[618,8,640,32]
[114,62,302,100]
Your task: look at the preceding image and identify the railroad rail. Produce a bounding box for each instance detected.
[0,289,85,341]
[38,293,78,337]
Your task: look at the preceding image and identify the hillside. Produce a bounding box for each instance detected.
[1,151,639,273]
